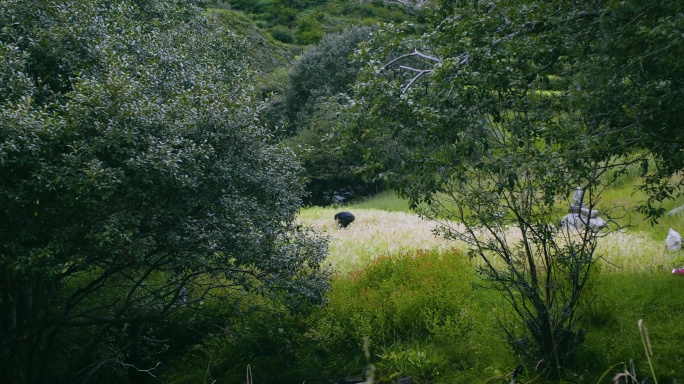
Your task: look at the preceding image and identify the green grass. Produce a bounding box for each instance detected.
[597,182,684,240]
[294,179,684,383]
[305,248,515,384]
[348,190,413,212]
[208,8,301,74]
[346,180,684,240]
[579,272,684,383]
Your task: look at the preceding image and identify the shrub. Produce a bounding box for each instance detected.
[163,291,316,384]
[375,344,446,383]
[301,248,477,380]
[269,25,294,43]
[294,16,324,44]
[284,25,373,131]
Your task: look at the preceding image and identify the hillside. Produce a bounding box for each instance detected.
[211,0,421,46]
[208,8,301,74]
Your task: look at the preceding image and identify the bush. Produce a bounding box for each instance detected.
[269,25,294,43]
[301,249,477,381]
[163,291,316,384]
[0,1,330,382]
[280,98,379,205]
[295,16,324,44]
[375,344,447,383]
[284,25,373,131]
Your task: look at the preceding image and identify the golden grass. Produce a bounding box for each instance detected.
[297,207,462,273]
[595,230,680,273]
[298,207,681,275]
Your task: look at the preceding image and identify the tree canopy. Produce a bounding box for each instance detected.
[345,0,684,372]
[0,1,328,382]
[261,26,380,204]
[350,0,684,215]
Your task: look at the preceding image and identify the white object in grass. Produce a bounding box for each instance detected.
[665,228,682,251]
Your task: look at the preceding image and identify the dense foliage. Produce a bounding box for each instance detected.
[307,249,476,382]
[4,0,684,382]
[271,26,380,204]
[166,248,483,384]
[0,1,329,382]
[344,0,684,374]
[216,0,415,44]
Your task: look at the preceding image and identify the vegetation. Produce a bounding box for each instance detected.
[160,197,684,383]
[0,1,328,383]
[273,26,381,204]
[207,8,302,75]
[342,0,684,376]
[2,0,684,383]
[294,197,684,383]
[213,0,417,44]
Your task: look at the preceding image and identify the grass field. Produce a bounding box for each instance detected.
[299,192,684,274]
[298,206,459,273]
[297,190,684,383]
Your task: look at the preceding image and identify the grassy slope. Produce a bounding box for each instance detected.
[213,0,418,38]
[207,8,301,75]
[298,189,684,383]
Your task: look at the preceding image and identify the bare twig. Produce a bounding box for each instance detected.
[246,364,253,384]
[381,49,442,71]
[120,361,161,378]
[402,69,433,93]
[204,356,215,384]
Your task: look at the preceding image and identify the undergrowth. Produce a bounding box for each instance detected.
[164,183,684,383]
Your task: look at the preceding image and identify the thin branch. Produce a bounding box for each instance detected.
[120,361,161,378]
[402,70,433,93]
[399,65,427,73]
[381,49,442,71]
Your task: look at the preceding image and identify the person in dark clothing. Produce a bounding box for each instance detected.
[334,211,355,228]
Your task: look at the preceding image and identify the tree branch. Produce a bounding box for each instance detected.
[120,361,161,378]
[402,69,433,93]
[381,49,442,71]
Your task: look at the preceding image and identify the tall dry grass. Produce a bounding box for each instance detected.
[298,207,680,274]
[297,207,462,273]
[595,230,680,273]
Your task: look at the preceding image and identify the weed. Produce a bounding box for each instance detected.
[375,344,443,383]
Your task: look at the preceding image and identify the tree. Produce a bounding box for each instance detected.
[567,0,684,216]
[281,97,376,205]
[262,26,379,204]
[346,0,682,375]
[283,26,375,133]
[0,1,329,382]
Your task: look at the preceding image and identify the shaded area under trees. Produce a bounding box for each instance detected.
[0,1,329,382]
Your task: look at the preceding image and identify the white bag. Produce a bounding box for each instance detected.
[665,228,682,251]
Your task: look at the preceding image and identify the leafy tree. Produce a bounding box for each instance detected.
[284,25,374,129]
[568,1,684,216]
[346,0,683,375]
[281,97,375,205]
[260,26,378,204]
[0,1,329,383]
